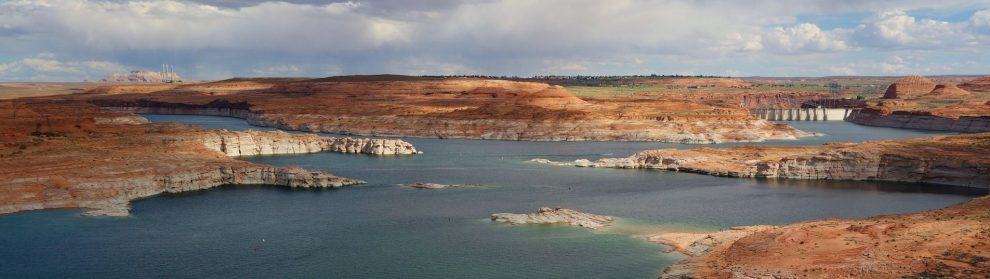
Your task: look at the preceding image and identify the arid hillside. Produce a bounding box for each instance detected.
[73,76,808,143]
[659,196,990,278]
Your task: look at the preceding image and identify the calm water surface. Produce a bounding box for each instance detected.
[0,115,980,278]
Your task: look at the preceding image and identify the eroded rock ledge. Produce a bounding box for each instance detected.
[531,133,990,188]
[847,107,990,133]
[201,130,418,156]
[491,207,615,229]
[83,77,811,144]
[656,196,990,278]
[0,100,414,216]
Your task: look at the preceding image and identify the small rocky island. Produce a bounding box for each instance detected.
[491,207,615,229]
[400,182,481,189]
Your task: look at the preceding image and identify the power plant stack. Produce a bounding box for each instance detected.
[160,64,180,83]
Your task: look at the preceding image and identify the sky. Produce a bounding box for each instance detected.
[1,0,989,81]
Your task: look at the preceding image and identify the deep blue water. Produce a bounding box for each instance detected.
[0,115,980,278]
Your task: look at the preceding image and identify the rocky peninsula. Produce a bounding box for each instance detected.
[491,207,615,229]
[0,100,417,216]
[657,196,990,278]
[532,133,990,188]
[77,76,810,144]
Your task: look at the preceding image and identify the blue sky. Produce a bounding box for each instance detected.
[1,0,989,81]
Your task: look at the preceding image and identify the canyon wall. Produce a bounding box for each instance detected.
[534,134,990,188]
[846,108,990,133]
[0,100,421,216]
[200,130,418,156]
[102,105,808,144]
[5,166,364,217]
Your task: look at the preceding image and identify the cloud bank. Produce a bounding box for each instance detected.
[1,0,988,80]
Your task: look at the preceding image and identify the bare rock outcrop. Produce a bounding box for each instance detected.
[199,130,418,156]
[659,196,990,278]
[960,76,990,92]
[882,75,936,99]
[83,76,810,144]
[846,106,990,133]
[532,133,990,188]
[0,100,380,217]
[400,182,480,189]
[928,83,971,96]
[71,166,363,216]
[491,207,615,229]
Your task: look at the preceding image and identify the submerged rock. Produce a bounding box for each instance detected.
[491,207,615,229]
[400,182,481,189]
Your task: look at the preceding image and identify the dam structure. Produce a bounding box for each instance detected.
[750,108,852,121]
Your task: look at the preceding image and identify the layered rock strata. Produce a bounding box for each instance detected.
[882,75,936,99]
[100,105,809,144]
[200,130,418,156]
[532,133,990,188]
[491,207,615,229]
[80,76,810,144]
[0,100,417,216]
[847,107,990,133]
[658,196,990,278]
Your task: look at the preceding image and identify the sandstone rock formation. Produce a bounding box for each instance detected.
[647,226,777,256]
[659,196,990,278]
[0,100,419,216]
[76,76,809,144]
[960,76,990,92]
[882,75,936,99]
[847,105,990,133]
[200,130,418,156]
[928,83,971,96]
[534,133,990,188]
[491,207,615,229]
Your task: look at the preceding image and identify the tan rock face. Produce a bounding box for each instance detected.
[882,75,936,99]
[660,196,990,278]
[960,76,990,92]
[199,130,417,156]
[78,76,809,144]
[929,84,971,96]
[847,105,990,133]
[534,133,990,188]
[0,100,421,216]
[491,207,615,229]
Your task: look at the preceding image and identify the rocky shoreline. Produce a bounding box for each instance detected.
[847,107,990,133]
[530,133,990,188]
[72,166,365,216]
[201,130,418,156]
[80,77,812,144]
[656,196,990,278]
[0,100,419,216]
[99,105,810,144]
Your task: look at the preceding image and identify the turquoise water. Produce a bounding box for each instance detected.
[0,116,980,278]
